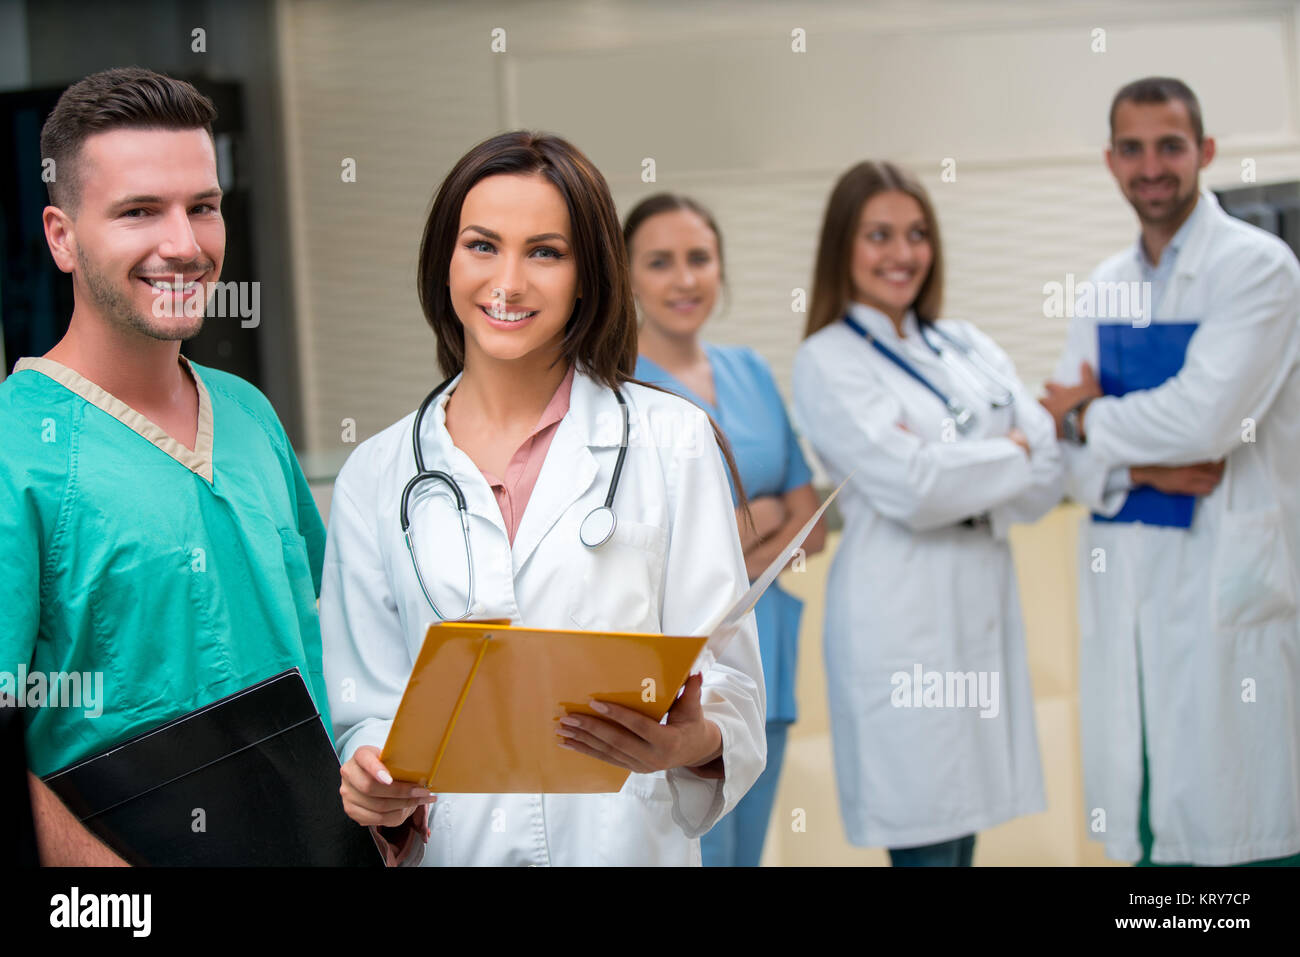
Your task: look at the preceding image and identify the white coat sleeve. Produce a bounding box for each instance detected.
[791,336,1035,532]
[1085,243,1300,466]
[1050,304,1131,516]
[320,455,412,765]
[958,324,1065,537]
[659,407,766,839]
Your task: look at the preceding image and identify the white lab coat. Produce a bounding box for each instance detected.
[792,302,1062,848]
[320,368,766,866]
[1055,189,1300,865]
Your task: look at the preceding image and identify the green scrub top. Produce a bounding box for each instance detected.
[0,356,331,777]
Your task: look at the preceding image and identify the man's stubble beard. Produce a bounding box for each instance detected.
[1129,177,1200,233]
[75,242,206,342]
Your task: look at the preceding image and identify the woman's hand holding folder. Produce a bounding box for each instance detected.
[339,745,438,827]
[555,673,725,779]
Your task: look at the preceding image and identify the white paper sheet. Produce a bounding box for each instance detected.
[691,475,849,672]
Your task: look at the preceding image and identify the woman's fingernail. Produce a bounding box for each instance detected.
[589,700,609,714]
[556,727,575,738]
[559,716,580,727]
[378,770,393,785]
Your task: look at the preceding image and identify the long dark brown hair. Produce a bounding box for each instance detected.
[805,160,944,339]
[416,130,748,509]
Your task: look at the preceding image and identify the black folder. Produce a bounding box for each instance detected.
[42,669,383,866]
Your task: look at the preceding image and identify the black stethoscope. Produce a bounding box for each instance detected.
[842,313,1016,434]
[400,374,630,620]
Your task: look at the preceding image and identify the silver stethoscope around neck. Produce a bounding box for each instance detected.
[842,313,1017,434]
[399,374,630,621]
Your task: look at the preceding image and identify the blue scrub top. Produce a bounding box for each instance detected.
[636,344,812,724]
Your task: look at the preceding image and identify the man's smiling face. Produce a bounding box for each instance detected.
[63,126,224,341]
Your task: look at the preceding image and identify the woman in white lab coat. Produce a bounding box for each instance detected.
[319,131,766,866]
[792,161,1063,865]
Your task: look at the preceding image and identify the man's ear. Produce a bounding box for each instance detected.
[43,206,77,275]
[1199,136,1216,169]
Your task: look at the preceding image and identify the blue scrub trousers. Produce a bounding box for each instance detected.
[702,722,789,866]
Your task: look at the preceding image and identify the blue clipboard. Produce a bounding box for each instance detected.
[1091,321,1199,528]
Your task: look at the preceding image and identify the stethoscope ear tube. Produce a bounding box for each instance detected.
[924,325,1017,408]
[401,469,467,531]
[843,314,1016,422]
[603,388,628,509]
[412,374,460,474]
[579,387,628,547]
[403,373,476,621]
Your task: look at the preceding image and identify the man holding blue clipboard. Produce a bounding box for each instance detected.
[1042,77,1300,866]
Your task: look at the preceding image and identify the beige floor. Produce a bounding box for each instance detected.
[760,503,1123,866]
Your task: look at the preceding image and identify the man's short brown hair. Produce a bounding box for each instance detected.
[39,66,217,215]
[1109,76,1204,146]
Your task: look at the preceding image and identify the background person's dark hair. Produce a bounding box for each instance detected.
[1108,76,1204,146]
[39,66,217,215]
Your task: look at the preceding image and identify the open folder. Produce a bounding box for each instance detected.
[382,478,847,794]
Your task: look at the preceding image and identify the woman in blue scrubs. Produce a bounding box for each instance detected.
[624,194,826,866]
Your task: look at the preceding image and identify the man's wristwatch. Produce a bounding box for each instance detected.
[1062,397,1093,445]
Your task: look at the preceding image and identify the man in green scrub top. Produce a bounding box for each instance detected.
[0,68,331,864]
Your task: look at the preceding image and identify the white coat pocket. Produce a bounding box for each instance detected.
[1211,507,1298,630]
[567,520,668,634]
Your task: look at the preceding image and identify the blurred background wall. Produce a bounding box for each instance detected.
[4,0,1299,864]
[274,0,1300,460]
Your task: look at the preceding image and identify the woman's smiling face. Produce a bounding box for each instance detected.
[849,190,933,323]
[449,172,580,367]
[628,207,720,339]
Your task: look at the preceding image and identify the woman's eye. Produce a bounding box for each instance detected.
[868,230,889,242]
[689,252,712,266]
[909,229,928,243]
[532,246,564,259]
[466,239,494,253]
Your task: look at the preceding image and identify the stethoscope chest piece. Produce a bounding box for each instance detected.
[947,401,976,435]
[579,505,617,548]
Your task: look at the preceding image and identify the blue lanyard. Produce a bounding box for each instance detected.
[842,314,974,430]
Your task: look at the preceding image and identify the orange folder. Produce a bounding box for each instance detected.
[381,620,707,793]
[380,477,847,795]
